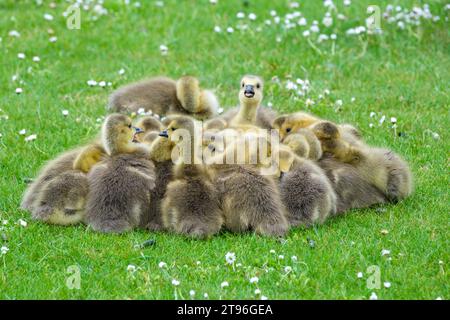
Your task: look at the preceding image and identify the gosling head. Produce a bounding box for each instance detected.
[158,115,198,140]
[134,116,163,143]
[101,114,142,155]
[239,75,263,106]
[272,112,320,141]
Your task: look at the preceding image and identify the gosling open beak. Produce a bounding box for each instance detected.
[132,127,144,143]
[133,127,144,134]
[244,84,255,98]
[159,130,169,138]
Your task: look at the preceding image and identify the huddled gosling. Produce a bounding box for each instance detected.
[21,147,90,225]
[159,116,223,238]
[108,76,219,120]
[278,146,337,226]
[85,114,157,233]
[219,75,278,130]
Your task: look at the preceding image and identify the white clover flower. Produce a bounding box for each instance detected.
[127,264,137,272]
[25,134,37,142]
[254,288,261,295]
[302,30,311,37]
[44,13,54,21]
[204,293,209,298]
[323,0,334,8]
[19,129,27,135]
[172,279,180,286]
[18,53,26,59]
[49,36,57,43]
[261,295,268,300]
[324,89,331,95]
[310,24,320,33]
[248,13,257,20]
[330,33,337,40]
[285,80,297,90]
[118,68,125,75]
[226,27,234,33]
[278,255,284,260]
[249,276,259,284]
[225,252,236,264]
[87,80,97,86]
[1,246,9,255]
[209,0,217,4]
[236,12,245,19]
[381,249,391,256]
[298,17,307,26]
[270,249,276,254]
[284,266,292,273]
[344,0,351,6]
[357,272,363,278]
[158,261,167,268]
[291,255,298,261]
[196,261,201,265]
[370,112,376,118]
[379,115,386,125]
[390,117,397,123]
[98,81,106,87]
[214,26,222,33]
[305,98,315,107]
[318,34,329,43]
[155,1,164,6]
[62,110,69,117]
[323,13,333,27]
[335,99,343,107]
[32,56,40,62]
[369,292,378,300]
[221,281,229,288]
[236,263,242,268]
[384,282,391,288]
[16,87,23,94]
[189,290,195,297]
[432,132,440,140]
[270,10,277,17]
[436,297,443,300]
[9,30,20,37]
[159,45,168,55]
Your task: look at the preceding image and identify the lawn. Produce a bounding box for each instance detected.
[0,0,448,300]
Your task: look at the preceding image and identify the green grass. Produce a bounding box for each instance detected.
[0,0,449,300]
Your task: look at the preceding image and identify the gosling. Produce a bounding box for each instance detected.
[85,114,156,233]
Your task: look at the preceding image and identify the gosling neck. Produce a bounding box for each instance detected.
[237,99,260,124]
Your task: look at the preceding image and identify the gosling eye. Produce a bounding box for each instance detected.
[241,83,245,88]
[256,83,260,89]
[171,127,177,131]
[286,128,292,133]
[128,124,132,129]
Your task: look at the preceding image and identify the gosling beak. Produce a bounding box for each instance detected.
[133,127,144,134]
[244,84,255,98]
[132,127,144,143]
[159,130,169,138]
